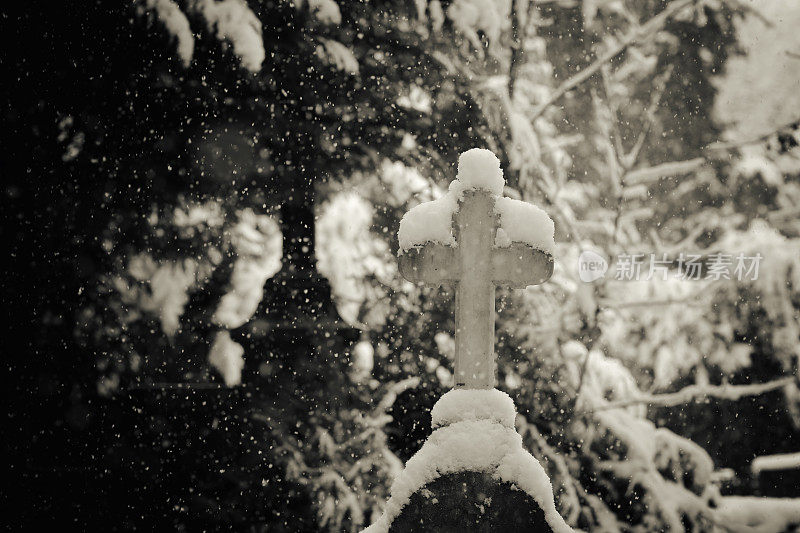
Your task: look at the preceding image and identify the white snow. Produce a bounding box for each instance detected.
[431,387,516,429]
[397,148,555,253]
[126,253,197,336]
[298,0,342,24]
[144,0,195,67]
[589,409,719,530]
[494,196,555,253]
[213,210,282,328]
[173,200,224,228]
[192,0,265,73]
[456,148,505,195]
[317,38,359,74]
[397,192,459,252]
[317,192,395,325]
[208,330,245,386]
[362,389,572,533]
[714,496,800,532]
[446,0,507,52]
[752,452,800,475]
[350,340,374,380]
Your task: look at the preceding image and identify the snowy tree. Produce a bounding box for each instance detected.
[5,0,800,530]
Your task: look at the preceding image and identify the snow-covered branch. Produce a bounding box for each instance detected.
[585,376,796,412]
[751,452,800,475]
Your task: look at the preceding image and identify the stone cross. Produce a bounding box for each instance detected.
[399,189,553,389]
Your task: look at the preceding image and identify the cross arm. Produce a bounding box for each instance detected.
[399,244,461,286]
[491,244,554,288]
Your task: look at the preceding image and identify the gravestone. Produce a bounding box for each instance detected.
[363,149,570,533]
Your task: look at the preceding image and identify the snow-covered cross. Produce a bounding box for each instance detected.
[398,149,554,389]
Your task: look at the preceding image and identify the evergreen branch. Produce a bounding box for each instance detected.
[529,0,695,122]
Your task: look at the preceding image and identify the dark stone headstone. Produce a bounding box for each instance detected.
[388,471,554,533]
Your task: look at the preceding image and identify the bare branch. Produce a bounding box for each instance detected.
[529,0,695,121]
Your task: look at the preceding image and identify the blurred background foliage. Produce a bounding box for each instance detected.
[4,0,800,531]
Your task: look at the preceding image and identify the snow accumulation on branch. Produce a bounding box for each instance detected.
[190,0,265,73]
[143,0,195,67]
[208,330,244,386]
[362,388,572,533]
[397,148,554,253]
[714,496,800,532]
[751,452,800,475]
[586,376,796,412]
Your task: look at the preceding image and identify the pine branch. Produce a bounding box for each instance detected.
[529,0,695,122]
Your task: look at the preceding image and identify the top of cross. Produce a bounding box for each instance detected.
[398,149,554,389]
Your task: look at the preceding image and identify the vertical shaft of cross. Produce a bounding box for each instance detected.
[453,191,496,389]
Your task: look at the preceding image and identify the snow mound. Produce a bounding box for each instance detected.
[397,193,458,252]
[431,387,516,429]
[494,196,555,253]
[456,147,505,195]
[363,389,572,533]
[397,148,554,253]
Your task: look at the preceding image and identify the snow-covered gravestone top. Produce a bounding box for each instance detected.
[363,389,572,533]
[398,148,554,388]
